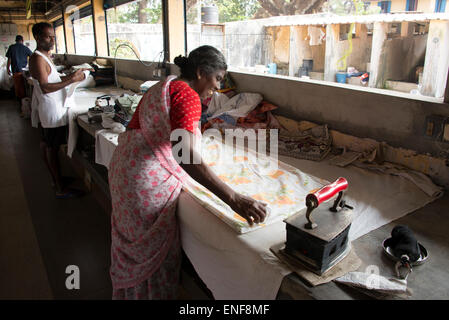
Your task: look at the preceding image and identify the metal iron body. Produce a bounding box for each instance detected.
[283,177,353,275]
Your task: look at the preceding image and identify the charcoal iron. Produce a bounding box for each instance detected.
[283,177,354,275]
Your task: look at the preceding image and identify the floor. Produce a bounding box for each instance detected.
[0,96,209,300]
[0,97,112,299]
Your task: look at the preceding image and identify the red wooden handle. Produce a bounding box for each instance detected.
[307,177,348,207]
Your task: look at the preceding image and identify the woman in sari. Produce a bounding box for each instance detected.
[108,46,267,299]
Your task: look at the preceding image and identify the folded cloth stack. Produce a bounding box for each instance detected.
[115,94,142,116]
[274,115,332,161]
[114,94,143,127]
[201,91,282,133]
[277,124,332,161]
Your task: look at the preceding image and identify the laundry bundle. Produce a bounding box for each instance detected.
[201,91,280,133]
[277,124,332,161]
[275,115,332,161]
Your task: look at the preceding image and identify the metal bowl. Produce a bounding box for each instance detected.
[382,238,429,266]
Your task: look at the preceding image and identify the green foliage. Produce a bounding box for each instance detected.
[326,0,381,15]
[216,0,261,23]
[186,0,261,24]
[106,0,162,24]
[109,38,137,59]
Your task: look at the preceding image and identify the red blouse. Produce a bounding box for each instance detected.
[127,80,201,133]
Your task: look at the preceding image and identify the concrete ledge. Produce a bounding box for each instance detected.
[228,69,445,104]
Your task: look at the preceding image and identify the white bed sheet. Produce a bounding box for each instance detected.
[178,155,441,300]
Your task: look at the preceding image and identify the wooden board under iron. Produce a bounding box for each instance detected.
[284,201,352,242]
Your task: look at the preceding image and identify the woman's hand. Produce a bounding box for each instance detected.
[229,193,268,226]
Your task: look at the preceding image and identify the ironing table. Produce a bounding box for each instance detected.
[73,111,449,300]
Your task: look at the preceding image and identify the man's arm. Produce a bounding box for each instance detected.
[6,47,11,76]
[7,58,11,76]
[29,54,85,94]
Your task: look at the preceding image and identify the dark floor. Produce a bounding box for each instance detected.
[0,98,112,299]
[0,97,210,300]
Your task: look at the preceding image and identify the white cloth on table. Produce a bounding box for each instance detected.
[95,129,119,169]
[67,87,133,157]
[74,119,442,299]
[335,272,409,295]
[178,154,441,299]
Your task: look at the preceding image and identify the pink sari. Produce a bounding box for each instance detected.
[108,75,188,299]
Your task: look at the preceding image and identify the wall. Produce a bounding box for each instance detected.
[391,0,407,11]
[417,0,436,12]
[0,23,37,57]
[372,0,444,13]
[335,24,372,73]
[107,23,164,61]
[383,34,427,82]
[224,20,271,68]
[228,71,449,156]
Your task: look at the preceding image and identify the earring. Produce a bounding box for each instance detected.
[198,75,201,80]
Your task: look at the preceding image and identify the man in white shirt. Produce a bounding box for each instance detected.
[29,22,88,198]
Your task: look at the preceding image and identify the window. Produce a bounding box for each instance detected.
[378,1,391,13]
[72,5,96,55]
[53,18,66,54]
[435,0,447,12]
[181,0,446,99]
[406,0,418,11]
[105,0,164,62]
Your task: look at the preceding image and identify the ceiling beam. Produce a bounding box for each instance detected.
[0,1,26,9]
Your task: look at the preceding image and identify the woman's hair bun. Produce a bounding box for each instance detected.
[174,55,189,68]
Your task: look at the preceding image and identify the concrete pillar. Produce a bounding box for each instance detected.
[91,0,108,57]
[289,26,312,77]
[324,24,339,82]
[63,10,75,54]
[420,20,449,98]
[368,22,388,88]
[266,26,275,65]
[400,22,414,38]
[167,0,185,62]
[288,26,297,77]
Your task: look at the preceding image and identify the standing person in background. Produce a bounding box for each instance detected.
[29,22,88,199]
[6,35,33,109]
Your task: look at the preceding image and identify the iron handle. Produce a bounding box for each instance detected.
[305,177,349,229]
[306,177,348,209]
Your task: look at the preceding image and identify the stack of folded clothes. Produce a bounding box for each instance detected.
[113,94,143,126]
[91,60,114,86]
